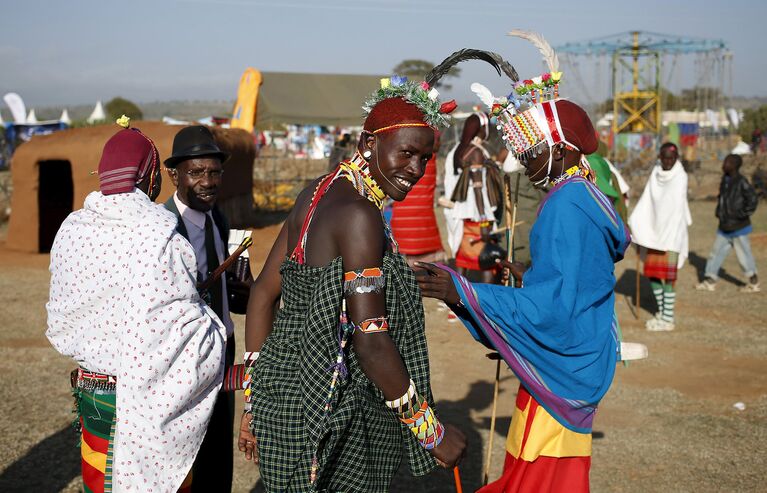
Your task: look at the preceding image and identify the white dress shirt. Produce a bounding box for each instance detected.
[173,192,234,337]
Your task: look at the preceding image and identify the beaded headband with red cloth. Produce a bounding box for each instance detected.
[362,76,456,133]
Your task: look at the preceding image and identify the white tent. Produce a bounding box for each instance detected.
[26,109,38,124]
[87,101,106,124]
[59,109,72,125]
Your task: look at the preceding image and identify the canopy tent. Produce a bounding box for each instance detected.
[6,121,255,253]
[254,71,385,128]
[87,101,106,124]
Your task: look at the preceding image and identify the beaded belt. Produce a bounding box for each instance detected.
[70,368,117,392]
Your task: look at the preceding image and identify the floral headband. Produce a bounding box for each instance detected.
[362,76,456,129]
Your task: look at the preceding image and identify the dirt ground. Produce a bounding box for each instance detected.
[0,164,765,492]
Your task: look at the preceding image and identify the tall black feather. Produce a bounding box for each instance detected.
[425,49,519,87]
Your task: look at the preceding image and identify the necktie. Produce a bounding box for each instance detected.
[204,213,224,318]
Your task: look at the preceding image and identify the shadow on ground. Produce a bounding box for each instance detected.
[0,426,80,491]
[688,250,745,286]
[615,268,657,315]
[390,378,517,493]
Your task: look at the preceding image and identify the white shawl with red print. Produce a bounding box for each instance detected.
[46,190,226,492]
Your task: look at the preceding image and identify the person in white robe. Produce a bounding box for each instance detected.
[46,121,226,492]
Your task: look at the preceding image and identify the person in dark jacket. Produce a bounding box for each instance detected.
[164,125,252,493]
[696,154,759,292]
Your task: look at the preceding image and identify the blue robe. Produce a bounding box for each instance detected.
[446,177,631,433]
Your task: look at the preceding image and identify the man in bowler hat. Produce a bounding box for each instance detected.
[164,125,251,492]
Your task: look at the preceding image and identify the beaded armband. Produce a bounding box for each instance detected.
[385,380,445,450]
[243,351,260,408]
[343,267,386,295]
[357,316,389,334]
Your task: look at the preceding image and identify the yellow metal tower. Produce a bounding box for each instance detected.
[611,31,661,137]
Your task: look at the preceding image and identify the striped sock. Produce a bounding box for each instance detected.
[662,283,675,323]
[650,280,664,316]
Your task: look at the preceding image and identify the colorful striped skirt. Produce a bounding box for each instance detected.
[75,384,193,493]
[77,389,116,493]
[643,249,679,282]
[478,385,591,493]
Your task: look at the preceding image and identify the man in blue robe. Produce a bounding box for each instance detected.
[416,97,631,492]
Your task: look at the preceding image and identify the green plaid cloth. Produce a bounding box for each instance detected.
[251,253,437,492]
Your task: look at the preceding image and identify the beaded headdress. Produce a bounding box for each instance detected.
[473,31,596,166]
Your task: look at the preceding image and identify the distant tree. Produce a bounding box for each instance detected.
[391,59,461,90]
[105,97,143,121]
[739,105,767,143]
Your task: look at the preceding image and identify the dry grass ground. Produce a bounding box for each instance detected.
[0,162,765,492]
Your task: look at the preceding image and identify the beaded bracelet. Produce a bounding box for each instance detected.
[385,379,417,413]
[385,380,445,450]
[243,352,260,407]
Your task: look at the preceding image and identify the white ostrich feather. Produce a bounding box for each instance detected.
[508,29,560,73]
[470,82,495,109]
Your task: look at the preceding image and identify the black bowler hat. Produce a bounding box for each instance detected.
[164,125,229,168]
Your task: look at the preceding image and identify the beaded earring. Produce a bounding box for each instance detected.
[362,150,372,160]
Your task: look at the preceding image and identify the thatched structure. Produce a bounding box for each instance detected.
[6,121,255,253]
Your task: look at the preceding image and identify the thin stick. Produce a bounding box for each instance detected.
[634,249,641,318]
[482,173,521,486]
[453,466,463,493]
[197,236,253,292]
[483,357,501,485]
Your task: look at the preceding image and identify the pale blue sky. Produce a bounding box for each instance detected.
[2,0,765,107]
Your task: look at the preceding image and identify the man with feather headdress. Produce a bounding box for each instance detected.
[416,31,636,492]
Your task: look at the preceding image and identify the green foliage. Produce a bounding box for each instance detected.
[662,87,722,111]
[363,80,450,129]
[739,105,767,142]
[105,97,143,121]
[391,59,460,89]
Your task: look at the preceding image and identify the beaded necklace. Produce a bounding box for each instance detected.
[337,152,386,210]
[551,164,581,186]
[337,152,399,252]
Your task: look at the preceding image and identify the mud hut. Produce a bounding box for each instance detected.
[6,121,255,253]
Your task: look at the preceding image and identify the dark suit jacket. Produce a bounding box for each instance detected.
[164,196,229,248]
[164,196,251,314]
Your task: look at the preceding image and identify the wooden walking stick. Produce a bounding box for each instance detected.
[482,173,521,486]
[197,236,253,292]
